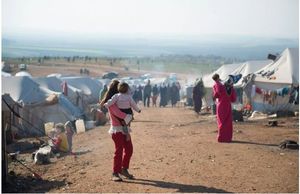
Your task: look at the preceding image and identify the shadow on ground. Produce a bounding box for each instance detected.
[3,174,67,193]
[232,140,278,147]
[124,178,230,193]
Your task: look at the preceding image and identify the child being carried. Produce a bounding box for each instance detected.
[104,82,141,140]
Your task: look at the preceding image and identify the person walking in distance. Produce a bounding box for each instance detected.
[143,80,152,107]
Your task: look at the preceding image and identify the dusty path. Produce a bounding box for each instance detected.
[7,106,299,193]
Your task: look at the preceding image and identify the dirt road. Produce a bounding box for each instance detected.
[6,105,299,193]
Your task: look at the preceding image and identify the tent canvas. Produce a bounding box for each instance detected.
[202,60,274,106]
[33,76,84,109]
[245,48,299,113]
[2,76,83,136]
[2,71,12,77]
[254,48,299,85]
[60,77,103,104]
[231,60,273,87]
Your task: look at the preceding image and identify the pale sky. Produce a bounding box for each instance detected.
[2,0,299,39]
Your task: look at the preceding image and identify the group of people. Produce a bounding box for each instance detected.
[52,73,237,182]
[100,80,182,109]
[134,80,181,108]
[96,74,237,182]
[50,121,75,154]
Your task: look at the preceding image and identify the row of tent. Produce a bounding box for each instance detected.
[2,75,106,136]
[201,48,299,113]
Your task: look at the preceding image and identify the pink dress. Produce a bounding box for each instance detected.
[107,104,126,126]
[213,81,236,142]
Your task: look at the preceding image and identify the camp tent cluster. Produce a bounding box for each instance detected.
[2,47,299,136]
[1,75,105,137]
[202,48,299,113]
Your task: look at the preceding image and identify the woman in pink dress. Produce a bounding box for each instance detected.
[212,74,236,142]
[100,79,135,182]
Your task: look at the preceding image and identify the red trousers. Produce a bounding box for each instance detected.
[112,132,133,173]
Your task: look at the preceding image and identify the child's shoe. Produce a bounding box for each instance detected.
[120,168,134,179]
[111,173,122,181]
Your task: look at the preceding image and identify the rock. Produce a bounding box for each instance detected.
[268,120,278,127]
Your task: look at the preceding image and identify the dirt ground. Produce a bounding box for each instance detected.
[5,105,299,193]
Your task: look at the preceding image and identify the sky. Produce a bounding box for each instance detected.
[2,0,299,39]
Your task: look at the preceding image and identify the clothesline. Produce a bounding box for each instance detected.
[251,85,299,105]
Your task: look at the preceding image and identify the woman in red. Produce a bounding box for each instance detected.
[212,74,236,142]
[100,79,134,182]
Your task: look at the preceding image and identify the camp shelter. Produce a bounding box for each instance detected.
[2,71,12,77]
[2,76,83,137]
[244,48,299,113]
[33,76,85,110]
[202,60,274,106]
[231,60,273,87]
[60,76,103,104]
[15,71,32,77]
[228,60,273,103]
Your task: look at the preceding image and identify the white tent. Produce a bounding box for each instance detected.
[33,76,85,110]
[2,76,84,136]
[244,48,299,113]
[202,63,242,88]
[60,77,103,104]
[15,71,32,77]
[2,71,12,77]
[202,60,275,106]
[231,60,273,87]
[254,48,299,85]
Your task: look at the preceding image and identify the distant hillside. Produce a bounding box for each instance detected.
[2,34,298,60]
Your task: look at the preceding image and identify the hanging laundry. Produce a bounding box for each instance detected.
[263,89,271,104]
[270,91,277,105]
[276,88,282,96]
[228,74,243,84]
[282,87,289,97]
[289,86,299,104]
[277,87,289,97]
[267,90,272,104]
[255,87,262,94]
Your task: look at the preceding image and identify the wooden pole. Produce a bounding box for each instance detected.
[2,123,9,186]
